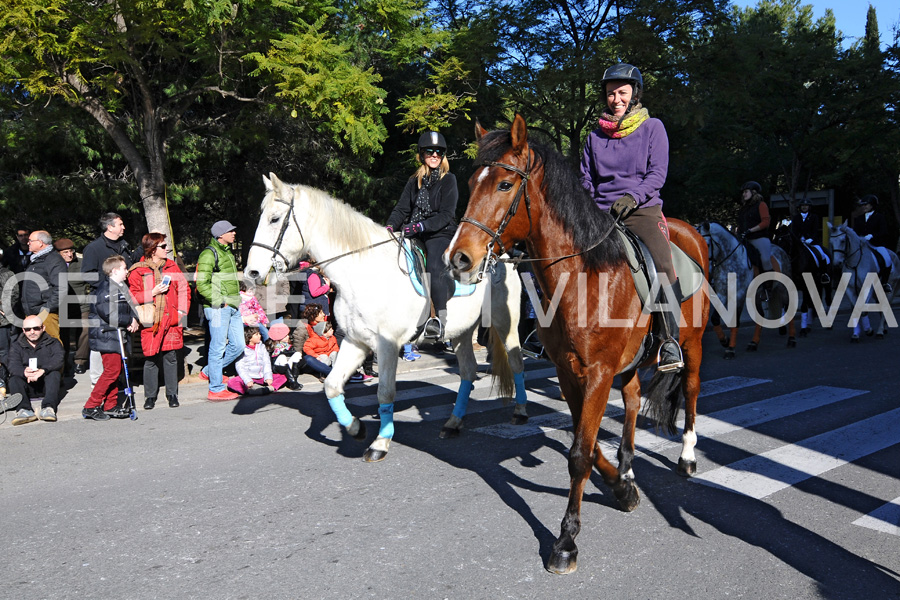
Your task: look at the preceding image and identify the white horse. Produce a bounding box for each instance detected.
[828,222,899,340]
[698,221,795,358]
[244,173,527,462]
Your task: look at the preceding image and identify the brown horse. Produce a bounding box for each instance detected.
[446,115,710,574]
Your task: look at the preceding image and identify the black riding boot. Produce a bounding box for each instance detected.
[879,266,893,295]
[657,281,684,374]
[424,309,446,341]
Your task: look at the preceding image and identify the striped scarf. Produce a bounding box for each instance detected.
[598,105,649,139]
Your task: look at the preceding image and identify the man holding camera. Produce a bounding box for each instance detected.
[8,314,65,425]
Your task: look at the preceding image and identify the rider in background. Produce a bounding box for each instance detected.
[579,62,682,373]
[852,194,893,294]
[736,181,782,278]
[790,198,831,271]
[386,131,458,341]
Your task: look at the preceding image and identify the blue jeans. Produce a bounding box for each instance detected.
[203,306,245,392]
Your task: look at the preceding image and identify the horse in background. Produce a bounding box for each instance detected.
[244,174,528,462]
[699,221,795,358]
[773,220,833,336]
[828,222,899,341]
[447,115,710,574]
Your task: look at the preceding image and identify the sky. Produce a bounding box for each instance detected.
[738,0,900,44]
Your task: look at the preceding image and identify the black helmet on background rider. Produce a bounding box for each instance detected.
[857,194,878,208]
[741,181,762,193]
[600,63,644,106]
[417,131,447,153]
[798,198,812,210]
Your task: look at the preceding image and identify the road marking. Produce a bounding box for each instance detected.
[692,406,899,500]
[853,497,900,536]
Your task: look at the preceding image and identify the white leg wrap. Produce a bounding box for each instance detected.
[681,429,698,463]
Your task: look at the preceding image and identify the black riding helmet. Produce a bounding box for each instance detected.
[417,131,447,153]
[857,194,878,207]
[600,63,643,106]
[741,181,762,193]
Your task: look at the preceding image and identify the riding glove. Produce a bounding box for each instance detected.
[403,222,424,236]
[863,234,873,241]
[610,194,638,219]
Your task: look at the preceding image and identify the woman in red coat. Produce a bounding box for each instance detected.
[127,233,191,409]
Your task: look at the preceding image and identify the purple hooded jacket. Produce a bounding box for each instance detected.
[579,117,669,211]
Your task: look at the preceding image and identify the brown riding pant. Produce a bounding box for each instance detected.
[623,204,676,285]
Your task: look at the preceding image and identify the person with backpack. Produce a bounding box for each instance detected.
[195,220,244,402]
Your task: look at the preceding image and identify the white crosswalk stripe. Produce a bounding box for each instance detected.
[853,497,900,536]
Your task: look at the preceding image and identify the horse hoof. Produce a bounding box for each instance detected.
[348,417,367,442]
[724,348,735,360]
[547,549,578,575]
[614,480,641,512]
[850,336,860,343]
[746,341,758,352]
[787,337,796,348]
[677,458,697,477]
[778,326,787,336]
[799,328,809,338]
[363,448,388,462]
[510,414,529,426]
[876,333,885,340]
[865,328,874,337]
[718,338,729,348]
[439,426,461,439]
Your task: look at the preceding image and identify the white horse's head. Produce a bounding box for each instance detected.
[698,221,737,263]
[245,173,307,284]
[828,222,859,269]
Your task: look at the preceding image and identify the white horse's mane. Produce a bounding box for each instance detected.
[265,179,386,254]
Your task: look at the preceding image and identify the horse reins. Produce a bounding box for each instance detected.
[463,152,621,278]
[252,187,401,275]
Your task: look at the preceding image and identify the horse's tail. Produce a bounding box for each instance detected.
[642,370,683,436]
[488,326,515,404]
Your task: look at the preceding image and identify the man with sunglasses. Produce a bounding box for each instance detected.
[385,131,458,342]
[8,314,65,425]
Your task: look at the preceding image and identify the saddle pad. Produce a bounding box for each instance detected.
[403,240,476,298]
[618,227,705,307]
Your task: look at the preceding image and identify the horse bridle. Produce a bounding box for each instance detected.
[460,153,534,280]
[250,192,307,273]
[829,230,862,269]
[701,225,744,278]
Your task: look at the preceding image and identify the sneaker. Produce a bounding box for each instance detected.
[348,374,365,383]
[0,392,22,413]
[38,406,57,422]
[105,406,131,419]
[207,389,240,402]
[82,407,110,421]
[198,370,210,382]
[12,408,37,426]
[402,352,419,362]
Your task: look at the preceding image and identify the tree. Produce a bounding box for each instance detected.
[0,0,427,251]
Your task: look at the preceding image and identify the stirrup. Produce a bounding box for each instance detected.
[820,273,831,285]
[884,283,893,295]
[423,316,444,340]
[657,338,684,373]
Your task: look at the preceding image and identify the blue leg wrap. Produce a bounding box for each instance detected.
[514,371,527,406]
[327,394,354,428]
[452,380,475,419]
[378,403,395,439]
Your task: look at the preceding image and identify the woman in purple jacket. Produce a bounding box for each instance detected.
[579,63,682,373]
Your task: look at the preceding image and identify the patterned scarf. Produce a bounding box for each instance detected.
[598,104,649,139]
[410,168,441,225]
[128,258,167,333]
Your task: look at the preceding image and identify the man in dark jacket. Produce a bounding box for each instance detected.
[2,226,31,274]
[8,314,65,425]
[0,263,19,366]
[21,230,66,343]
[55,238,91,375]
[81,213,131,385]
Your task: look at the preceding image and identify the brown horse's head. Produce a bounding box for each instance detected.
[447,114,538,281]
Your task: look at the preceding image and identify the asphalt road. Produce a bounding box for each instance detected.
[2,313,900,599]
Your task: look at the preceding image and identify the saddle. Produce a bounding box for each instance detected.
[401,238,477,299]
[617,224,704,307]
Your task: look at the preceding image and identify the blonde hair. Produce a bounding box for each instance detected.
[415,155,450,188]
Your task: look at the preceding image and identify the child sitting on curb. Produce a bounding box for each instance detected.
[226,327,287,395]
[265,322,303,390]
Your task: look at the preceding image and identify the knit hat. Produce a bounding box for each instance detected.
[268,322,290,341]
[54,238,75,251]
[211,220,237,238]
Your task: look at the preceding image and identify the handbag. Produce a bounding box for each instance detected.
[135,303,156,327]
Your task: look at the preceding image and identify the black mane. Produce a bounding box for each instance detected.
[476,130,624,270]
